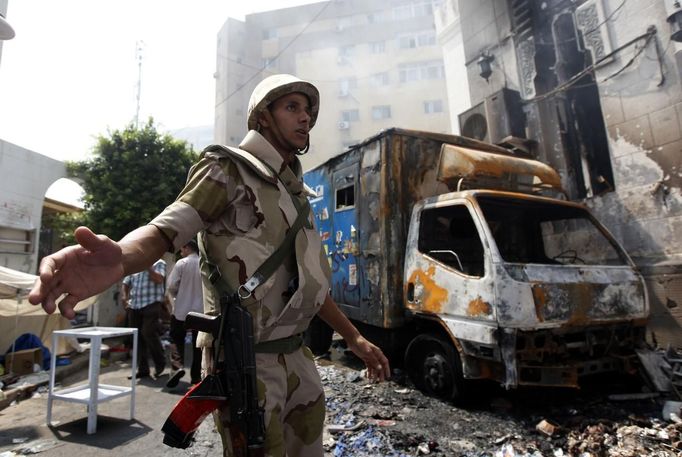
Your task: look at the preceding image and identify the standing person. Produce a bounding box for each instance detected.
[165,239,203,387]
[28,73,390,457]
[121,259,167,379]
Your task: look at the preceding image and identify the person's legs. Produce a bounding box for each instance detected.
[190,329,202,384]
[213,348,325,457]
[169,315,186,370]
[281,347,325,457]
[128,308,149,376]
[214,353,287,457]
[140,302,166,375]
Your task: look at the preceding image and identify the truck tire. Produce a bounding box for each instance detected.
[404,334,464,402]
[304,316,333,356]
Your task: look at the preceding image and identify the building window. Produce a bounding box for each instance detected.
[262,57,276,69]
[341,110,360,122]
[371,105,391,120]
[413,2,434,17]
[393,5,413,20]
[338,77,357,96]
[368,11,388,23]
[398,31,436,49]
[262,29,278,40]
[369,41,385,54]
[399,35,417,49]
[338,45,355,58]
[399,61,444,83]
[0,226,35,255]
[370,72,390,87]
[393,2,434,20]
[424,100,443,114]
[338,45,355,65]
[418,31,436,46]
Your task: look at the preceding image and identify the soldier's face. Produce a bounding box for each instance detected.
[266,92,312,152]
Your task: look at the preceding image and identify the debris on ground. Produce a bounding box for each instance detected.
[318,354,682,457]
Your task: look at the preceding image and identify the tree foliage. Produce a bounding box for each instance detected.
[41,211,86,248]
[68,119,198,241]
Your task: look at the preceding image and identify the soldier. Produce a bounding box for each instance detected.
[29,74,390,456]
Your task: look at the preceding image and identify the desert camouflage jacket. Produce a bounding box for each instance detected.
[151,130,331,345]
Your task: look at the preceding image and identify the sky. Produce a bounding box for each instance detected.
[0,0,317,205]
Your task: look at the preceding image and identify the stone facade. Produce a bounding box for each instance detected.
[0,139,66,273]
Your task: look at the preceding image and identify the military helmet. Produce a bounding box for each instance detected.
[0,13,15,40]
[247,74,320,131]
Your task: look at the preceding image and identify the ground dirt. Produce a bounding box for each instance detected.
[320,349,682,457]
[0,346,680,457]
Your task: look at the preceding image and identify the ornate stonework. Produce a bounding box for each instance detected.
[517,37,537,99]
[575,0,614,62]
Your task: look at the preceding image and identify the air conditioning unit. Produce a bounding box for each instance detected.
[337,121,350,130]
[458,88,525,144]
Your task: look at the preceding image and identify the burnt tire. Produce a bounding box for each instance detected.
[404,334,464,402]
[304,316,333,356]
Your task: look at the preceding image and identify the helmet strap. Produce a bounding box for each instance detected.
[260,109,305,157]
[295,137,310,156]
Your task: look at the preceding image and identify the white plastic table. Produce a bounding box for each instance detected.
[47,326,138,434]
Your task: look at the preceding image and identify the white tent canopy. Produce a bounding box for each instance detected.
[0,266,95,355]
[0,265,36,300]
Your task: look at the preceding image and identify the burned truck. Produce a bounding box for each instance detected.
[303,128,648,401]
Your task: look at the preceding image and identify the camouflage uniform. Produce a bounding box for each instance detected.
[150,127,332,456]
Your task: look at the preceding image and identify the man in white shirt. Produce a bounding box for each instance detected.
[165,240,203,387]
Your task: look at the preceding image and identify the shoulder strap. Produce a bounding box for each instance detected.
[202,144,278,184]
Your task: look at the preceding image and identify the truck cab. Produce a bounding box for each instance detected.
[403,145,648,399]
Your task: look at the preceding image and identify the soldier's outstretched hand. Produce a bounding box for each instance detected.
[29,226,124,319]
[347,335,391,382]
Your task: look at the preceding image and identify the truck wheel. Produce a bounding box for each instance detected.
[405,334,464,402]
[304,316,333,356]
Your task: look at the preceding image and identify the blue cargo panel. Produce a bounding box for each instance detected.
[304,168,333,272]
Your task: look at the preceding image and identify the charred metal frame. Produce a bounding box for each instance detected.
[508,0,615,198]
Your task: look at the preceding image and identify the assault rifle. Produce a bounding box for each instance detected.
[161,293,265,456]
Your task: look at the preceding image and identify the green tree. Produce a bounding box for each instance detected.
[69,119,198,241]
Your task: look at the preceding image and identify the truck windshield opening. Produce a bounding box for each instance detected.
[477,196,627,266]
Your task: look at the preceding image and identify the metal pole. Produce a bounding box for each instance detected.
[135,40,144,129]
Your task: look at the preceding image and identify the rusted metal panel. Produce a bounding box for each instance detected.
[494,264,647,328]
[437,144,564,192]
[305,129,460,328]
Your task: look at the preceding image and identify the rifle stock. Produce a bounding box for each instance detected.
[162,297,265,455]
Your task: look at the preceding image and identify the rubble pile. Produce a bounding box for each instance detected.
[565,421,682,456]
[318,358,682,457]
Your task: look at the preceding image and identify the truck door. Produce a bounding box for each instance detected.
[330,162,364,310]
[403,199,498,400]
[405,201,496,322]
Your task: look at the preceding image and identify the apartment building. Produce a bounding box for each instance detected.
[214,0,451,170]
